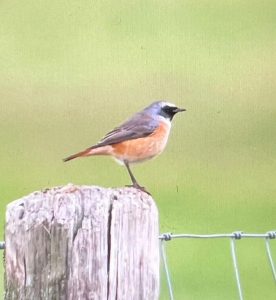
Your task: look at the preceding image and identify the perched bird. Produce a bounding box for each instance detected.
[63,101,185,192]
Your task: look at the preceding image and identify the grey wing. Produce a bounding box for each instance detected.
[91,112,158,149]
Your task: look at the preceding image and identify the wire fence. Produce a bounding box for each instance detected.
[159,231,276,300]
[0,241,4,250]
[1,231,275,299]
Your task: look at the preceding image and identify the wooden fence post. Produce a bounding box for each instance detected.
[4,184,160,300]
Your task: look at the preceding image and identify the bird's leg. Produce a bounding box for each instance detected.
[124,161,138,186]
[124,161,150,194]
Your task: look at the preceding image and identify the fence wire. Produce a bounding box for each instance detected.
[1,231,275,299]
[159,231,276,300]
[0,241,4,250]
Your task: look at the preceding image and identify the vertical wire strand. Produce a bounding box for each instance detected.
[160,240,174,300]
[230,238,244,300]
[0,241,5,250]
[265,238,276,282]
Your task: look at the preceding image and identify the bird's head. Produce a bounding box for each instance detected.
[145,101,186,121]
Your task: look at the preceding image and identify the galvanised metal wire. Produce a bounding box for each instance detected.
[1,231,275,299]
[159,231,276,300]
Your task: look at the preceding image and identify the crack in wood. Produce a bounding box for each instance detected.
[4,185,159,300]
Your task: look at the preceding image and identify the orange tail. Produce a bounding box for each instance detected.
[63,149,91,162]
[63,145,111,162]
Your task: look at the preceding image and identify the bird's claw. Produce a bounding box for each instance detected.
[125,184,151,195]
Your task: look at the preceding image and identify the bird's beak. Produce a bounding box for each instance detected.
[174,107,186,113]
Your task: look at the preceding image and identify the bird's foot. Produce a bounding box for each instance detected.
[125,183,151,195]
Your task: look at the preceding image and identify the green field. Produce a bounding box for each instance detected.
[1,1,276,299]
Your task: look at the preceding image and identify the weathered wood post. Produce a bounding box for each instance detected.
[4,184,159,300]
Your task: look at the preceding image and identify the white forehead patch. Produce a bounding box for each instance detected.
[161,101,177,108]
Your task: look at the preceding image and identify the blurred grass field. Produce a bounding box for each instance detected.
[0,1,276,299]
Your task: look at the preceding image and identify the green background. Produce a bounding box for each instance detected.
[1,1,276,299]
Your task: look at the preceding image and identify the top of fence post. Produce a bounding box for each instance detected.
[4,184,160,300]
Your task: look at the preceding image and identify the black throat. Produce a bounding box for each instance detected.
[160,105,177,121]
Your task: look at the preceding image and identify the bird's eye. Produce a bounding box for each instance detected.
[163,106,176,114]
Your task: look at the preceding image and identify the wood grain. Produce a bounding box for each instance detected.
[4,184,159,300]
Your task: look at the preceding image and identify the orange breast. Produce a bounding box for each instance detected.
[111,121,171,163]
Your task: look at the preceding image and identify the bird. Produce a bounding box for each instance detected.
[63,101,185,193]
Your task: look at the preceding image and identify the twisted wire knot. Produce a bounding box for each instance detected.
[232,231,243,240]
[267,231,276,239]
[162,233,172,241]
